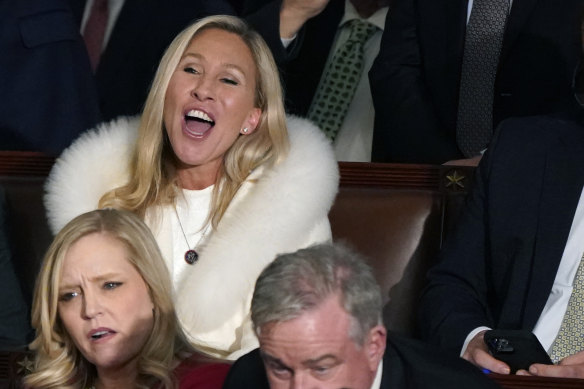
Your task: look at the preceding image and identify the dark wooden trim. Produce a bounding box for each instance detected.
[0,154,476,192]
[0,152,54,176]
[338,161,442,189]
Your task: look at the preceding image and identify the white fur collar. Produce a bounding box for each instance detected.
[44,116,140,234]
[45,115,338,235]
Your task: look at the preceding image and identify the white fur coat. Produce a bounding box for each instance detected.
[44,115,339,359]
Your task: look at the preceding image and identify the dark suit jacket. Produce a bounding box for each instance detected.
[0,188,32,349]
[369,0,584,163]
[242,0,345,116]
[222,332,501,388]
[69,0,235,121]
[0,0,101,155]
[418,108,584,354]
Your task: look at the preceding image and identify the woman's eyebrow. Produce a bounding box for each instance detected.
[59,272,122,289]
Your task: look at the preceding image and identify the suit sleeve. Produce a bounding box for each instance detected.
[0,0,101,155]
[241,0,305,66]
[369,0,460,163]
[417,131,501,354]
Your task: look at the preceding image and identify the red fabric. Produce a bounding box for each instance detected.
[175,358,231,389]
[83,0,108,71]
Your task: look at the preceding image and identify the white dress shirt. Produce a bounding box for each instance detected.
[467,0,513,22]
[532,185,584,352]
[371,360,383,389]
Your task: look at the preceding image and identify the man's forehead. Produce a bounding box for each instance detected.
[260,295,351,340]
[257,296,356,367]
[260,348,342,367]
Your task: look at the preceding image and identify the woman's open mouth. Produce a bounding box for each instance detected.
[184,109,215,137]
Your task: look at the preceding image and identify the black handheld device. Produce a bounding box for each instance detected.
[484,330,553,373]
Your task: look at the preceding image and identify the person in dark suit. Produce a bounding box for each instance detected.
[0,188,31,350]
[242,0,389,161]
[243,0,344,116]
[223,243,500,389]
[418,90,584,377]
[0,0,101,155]
[70,0,235,121]
[369,0,584,164]
[0,0,235,155]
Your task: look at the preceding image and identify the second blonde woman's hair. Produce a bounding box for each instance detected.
[24,209,189,389]
[99,15,289,227]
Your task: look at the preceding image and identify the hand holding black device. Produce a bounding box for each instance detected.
[484,330,553,373]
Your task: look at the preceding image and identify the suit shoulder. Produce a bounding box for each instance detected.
[223,349,269,389]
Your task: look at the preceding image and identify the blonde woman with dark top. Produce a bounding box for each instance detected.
[25,209,230,389]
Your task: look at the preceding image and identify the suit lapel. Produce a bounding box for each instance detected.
[105,0,157,48]
[499,0,539,64]
[97,0,157,73]
[523,130,584,328]
[381,339,406,388]
[68,0,85,24]
[421,0,467,64]
[446,0,468,60]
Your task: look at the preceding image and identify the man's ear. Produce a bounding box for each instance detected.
[240,108,262,135]
[365,325,387,371]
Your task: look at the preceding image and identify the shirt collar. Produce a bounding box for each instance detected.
[370,360,383,389]
[340,0,388,31]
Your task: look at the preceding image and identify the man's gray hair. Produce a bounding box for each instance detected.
[251,243,383,345]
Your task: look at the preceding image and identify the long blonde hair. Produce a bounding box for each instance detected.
[99,15,289,227]
[24,209,190,389]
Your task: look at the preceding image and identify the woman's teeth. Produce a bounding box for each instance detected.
[186,109,214,124]
[91,330,110,339]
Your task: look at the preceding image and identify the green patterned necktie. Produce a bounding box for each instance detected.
[549,254,584,363]
[307,19,378,141]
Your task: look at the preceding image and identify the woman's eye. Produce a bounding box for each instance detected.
[103,282,122,290]
[184,66,199,75]
[221,78,238,86]
[59,292,79,302]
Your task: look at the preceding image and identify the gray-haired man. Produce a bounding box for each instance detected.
[222,243,500,389]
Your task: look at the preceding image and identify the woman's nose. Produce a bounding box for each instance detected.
[191,76,214,101]
[81,291,103,319]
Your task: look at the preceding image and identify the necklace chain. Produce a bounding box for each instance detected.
[173,204,210,265]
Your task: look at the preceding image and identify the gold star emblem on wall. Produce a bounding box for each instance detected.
[17,355,34,374]
[445,170,466,190]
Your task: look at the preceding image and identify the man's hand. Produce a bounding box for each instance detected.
[524,351,584,378]
[279,0,330,38]
[462,330,511,374]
